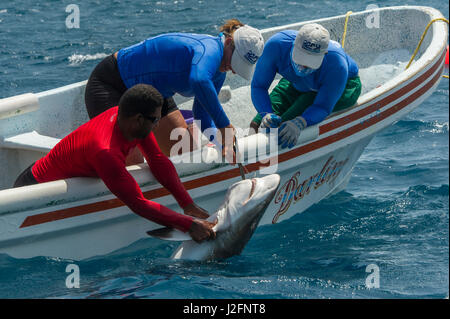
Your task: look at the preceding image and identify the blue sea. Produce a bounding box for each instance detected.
[0,0,448,301]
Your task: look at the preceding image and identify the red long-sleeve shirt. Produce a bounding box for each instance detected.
[32,107,194,232]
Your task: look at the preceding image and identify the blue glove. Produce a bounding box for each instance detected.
[260,113,282,132]
[278,116,306,149]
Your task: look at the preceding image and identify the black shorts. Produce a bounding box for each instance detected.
[14,163,38,188]
[84,54,178,119]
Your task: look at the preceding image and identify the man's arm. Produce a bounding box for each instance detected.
[190,70,236,163]
[138,133,215,233]
[91,149,194,232]
[190,57,230,130]
[191,71,226,134]
[251,41,279,115]
[138,132,194,209]
[301,61,348,126]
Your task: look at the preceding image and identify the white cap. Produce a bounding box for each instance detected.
[292,23,330,69]
[231,25,264,81]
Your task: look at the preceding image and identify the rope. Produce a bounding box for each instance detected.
[340,11,448,79]
[341,11,353,49]
[405,17,449,71]
[341,13,448,76]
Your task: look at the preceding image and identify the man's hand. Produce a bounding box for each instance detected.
[278,116,307,149]
[184,202,210,219]
[261,113,282,129]
[218,124,236,164]
[188,218,217,243]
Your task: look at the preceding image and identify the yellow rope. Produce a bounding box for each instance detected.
[405,17,449,70]
[341,11,353,49]
[341,12,448,79]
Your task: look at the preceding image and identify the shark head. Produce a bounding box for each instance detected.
[212,173,281,232]
[148,174,281,261]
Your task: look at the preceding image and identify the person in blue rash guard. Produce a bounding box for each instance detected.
[85,19,264,163]
[250,23,361,149]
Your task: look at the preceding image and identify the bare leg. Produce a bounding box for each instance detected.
[249,121,260,134]
[153,110,197,157]
[125,146,144,166]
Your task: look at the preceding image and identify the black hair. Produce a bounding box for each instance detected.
[118,84,163,118]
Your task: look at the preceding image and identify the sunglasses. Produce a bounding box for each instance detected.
[142,114,161,124]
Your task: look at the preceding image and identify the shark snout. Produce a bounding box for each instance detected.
[260,174,281,194]
[243,174,281,208]
[260,174,281,206]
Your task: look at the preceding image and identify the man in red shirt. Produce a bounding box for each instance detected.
[14,84,216,243]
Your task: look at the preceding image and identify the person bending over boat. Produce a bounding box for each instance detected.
[250,23,361,148]
[85,19,264,163]
[13,84,216,243]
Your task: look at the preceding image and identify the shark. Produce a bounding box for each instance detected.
[147,174,281,261]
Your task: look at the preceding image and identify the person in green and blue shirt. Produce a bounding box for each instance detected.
[250,23,361,149]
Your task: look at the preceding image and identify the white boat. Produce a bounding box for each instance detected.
[0,6,447,260]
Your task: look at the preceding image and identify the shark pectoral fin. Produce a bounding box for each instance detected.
[146,227,191,241]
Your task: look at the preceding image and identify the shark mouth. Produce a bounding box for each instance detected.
[242,178,257,206]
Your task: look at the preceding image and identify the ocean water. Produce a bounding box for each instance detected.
[0,0,448,300]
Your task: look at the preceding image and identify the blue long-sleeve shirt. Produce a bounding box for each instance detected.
[251,30,359,126]
[117,33,228,131]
